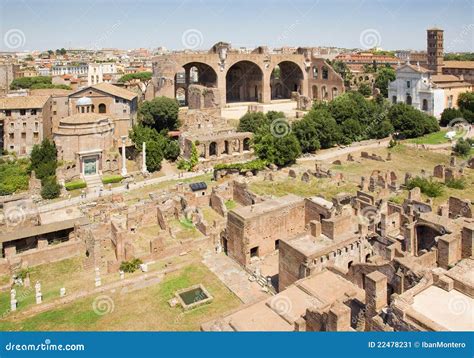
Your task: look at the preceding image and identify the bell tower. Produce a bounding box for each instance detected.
[427,28,444,74]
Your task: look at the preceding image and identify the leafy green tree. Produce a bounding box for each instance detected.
[368,120,394,139]
[301,108,341,149]
[331,60,352,86]
[118,72,152,83]
[453,138,471,157]
[292,118,321,153]
[237,112,267,133]
[457,92,474,119]
[40,176,61,199]
[253,131,301,167]
[374,67,396,97]
[10,76,52,90]
[145,141,164,172]
[340,119,363,144]
[30,139,58,179]
[389,103,439,138]
[129,124,180,161]
[357,82,372,97]
[440,108,464,127]
[164,140,180,161]
[138,97,179,132]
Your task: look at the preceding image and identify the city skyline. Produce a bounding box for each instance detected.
[0,0,473,52]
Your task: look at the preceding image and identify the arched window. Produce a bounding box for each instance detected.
[406,95,412,105]
[98,103,106,113]
[322,67,329,80]
[422,99,428,111]
[312,85,318,99]
[332,87,338,99]
[312,67,318,79]
[322,86,328,99]
[209,142,217,156]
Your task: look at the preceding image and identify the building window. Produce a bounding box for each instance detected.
[115,98,119,103]
[20,109,26,116]
[98,103,106,113]
[312,67,318,79]
[35,122,39,131]
[22,122,26,129]
[422,99,428,111]
[53,111,57,115]
[21,132,26,139]
[406,95,412,105]
[322,67,329,80]
[33,132,39,139]
[5,110,11,117]
[392,96,397,104]
[406,81,411,88]
[10,122,14,128]
[9,133,14,139]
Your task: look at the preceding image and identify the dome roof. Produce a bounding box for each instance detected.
[76,96,93,106]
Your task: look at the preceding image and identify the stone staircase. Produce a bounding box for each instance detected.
[84,175,102,190]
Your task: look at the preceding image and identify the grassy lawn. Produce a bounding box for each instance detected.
[406,129,464,145]
[250,177,357,200]
[123,173,213,204]
[0,263,241,331]
[0,257,87,318]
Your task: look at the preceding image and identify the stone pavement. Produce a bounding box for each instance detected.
[202,251,269,304]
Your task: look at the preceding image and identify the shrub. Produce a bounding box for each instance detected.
[453,138,471,157]
[101,175,123,185]
[64,180,87,191]
[138,96,179,132]
[445,178,466,190]
[406,177,444,197]
[119,258,143,273]
[214,159,267,173]
[40,176,61,199]
[0,160,29,195]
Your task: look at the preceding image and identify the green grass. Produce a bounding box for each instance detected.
[64,179,86,191]
[225,200,237,210]
[250,177,357,200]
[0,263,241,331]
[406,130,463,145]
[102,175,123,184]
[0,159,29,195]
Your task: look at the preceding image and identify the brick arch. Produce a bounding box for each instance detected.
[225,60,264,103]
[270,60,305,99]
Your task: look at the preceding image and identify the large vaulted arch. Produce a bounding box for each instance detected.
[271,61,304,100]
[174,61,218,106]
[226,61,263,103]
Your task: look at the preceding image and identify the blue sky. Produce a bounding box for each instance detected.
[0,0,473,52]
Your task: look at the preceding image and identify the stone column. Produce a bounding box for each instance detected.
[142,141,148,174]
[262,72,271,103]
[365,271,387,319]
[95,267,101,287]
[121,136,127,176]
[10,289,17,311]
[35,281,42,304]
